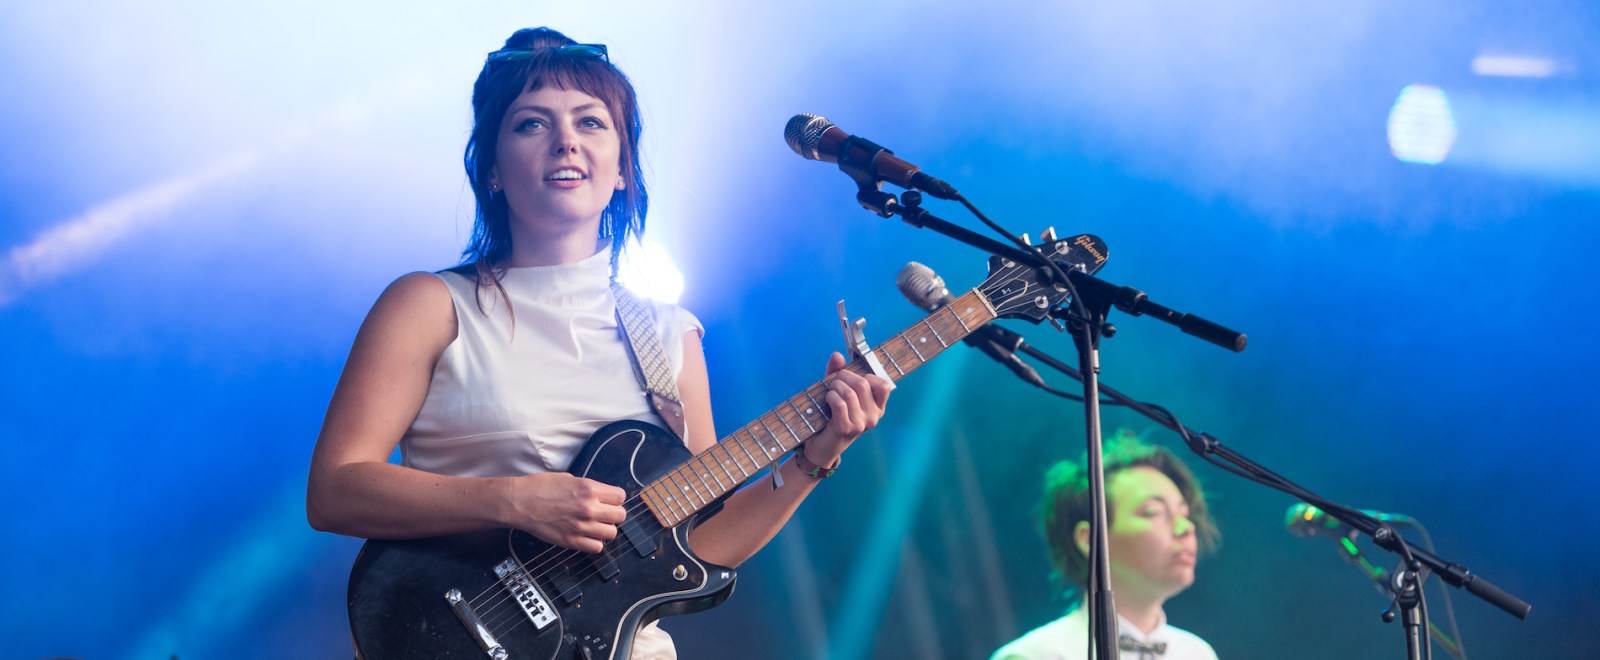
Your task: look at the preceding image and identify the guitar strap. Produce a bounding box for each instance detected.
[610,281,688,442]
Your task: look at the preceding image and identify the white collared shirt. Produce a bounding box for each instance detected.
[992,601,1219,660]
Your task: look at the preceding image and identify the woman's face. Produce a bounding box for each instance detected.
[1095,466,1199,604]
[491,84,623,237]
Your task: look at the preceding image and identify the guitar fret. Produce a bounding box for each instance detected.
[643,284,1018,537]
[890,336,917,367]
[712,445,741,483]
[946,305,972,333]
[749,427,779,461]
[880,348,906,378]
[920,318,949,347]
[963,290,999,331]
[772,411,803,445]
[667,470,708,509]
[787,401,817,434]
[651,480,689,523]
[906,334,927,362]
[685,469,714,506]
[698,454,728,492]
[756,418,788,455]
[734,434,763,470]
[644,482,669,518]
[639,486,663,522]
[653,476,685,522]
[803,389,830,421]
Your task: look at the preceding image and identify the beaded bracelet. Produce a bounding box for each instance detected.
[792,445,841,479]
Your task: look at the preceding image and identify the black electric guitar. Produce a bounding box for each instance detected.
[346,235,1109,659]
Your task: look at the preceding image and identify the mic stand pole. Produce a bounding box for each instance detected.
[1065,281,1121,660]
[849,174,1525,653]
[857,176,1250,656]
[852,185,1122,658]
[992,335,1530,659]
[1393,565,1429,660]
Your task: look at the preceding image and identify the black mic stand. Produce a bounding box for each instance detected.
[846,168,1237,658]
[844,152,1123,655]
[838,157,1529,655]
[1387,556,1432,660]
[1061,274,1121,660]
[985,333,1531,659]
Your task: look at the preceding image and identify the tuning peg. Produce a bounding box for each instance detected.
[1020,233,1032,246]
[1040,227,1057,243]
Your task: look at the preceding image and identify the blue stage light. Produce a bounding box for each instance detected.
[1387,84,1457,165]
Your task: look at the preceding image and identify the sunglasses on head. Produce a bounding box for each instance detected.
[485,43,609,65]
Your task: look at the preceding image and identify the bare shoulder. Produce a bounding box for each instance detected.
[357,271,458,358]
[380,271,453,312]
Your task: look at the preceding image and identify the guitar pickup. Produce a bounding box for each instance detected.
[592,552,620,581]
[548,564,584,604]
[493,558,557,630]
[620,517,658,557]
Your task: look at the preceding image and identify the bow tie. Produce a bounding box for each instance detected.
[1118,635,1167,659]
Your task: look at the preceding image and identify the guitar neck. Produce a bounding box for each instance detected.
[639,290,998,527]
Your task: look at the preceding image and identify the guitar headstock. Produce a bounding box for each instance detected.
[977,233,1109,323]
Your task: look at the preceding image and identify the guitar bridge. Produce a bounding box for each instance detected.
[441,558,558,660]
[494,558,558,630]
[445,588,508,660]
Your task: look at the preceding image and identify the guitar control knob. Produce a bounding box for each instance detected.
[672,565,688,581]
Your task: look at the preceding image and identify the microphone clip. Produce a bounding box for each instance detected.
[840,135,906,218]
[855,187,897,218]
[836,134,893,189]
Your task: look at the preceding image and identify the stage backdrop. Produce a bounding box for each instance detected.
[3,1,1596,658]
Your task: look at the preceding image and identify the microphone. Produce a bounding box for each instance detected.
[785,114,959,200]
[897,262,1046,388]
[1285,503,1415,539]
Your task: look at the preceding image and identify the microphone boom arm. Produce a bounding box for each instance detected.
[1009,336,1532,621]
[857,188,1041,265]
[867,190,1247,352]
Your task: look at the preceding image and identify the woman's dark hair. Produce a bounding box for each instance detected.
[460,27,648,280]
[1038,431,1220,598]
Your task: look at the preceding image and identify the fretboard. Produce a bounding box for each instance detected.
[638,289,998,527]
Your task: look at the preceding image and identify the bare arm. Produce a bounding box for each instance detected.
[681,333,892,567]
[305,273,626,552]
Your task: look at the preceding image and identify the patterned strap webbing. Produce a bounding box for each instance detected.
[610,281,687,442]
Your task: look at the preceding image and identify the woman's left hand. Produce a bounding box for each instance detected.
[802,352,893,467]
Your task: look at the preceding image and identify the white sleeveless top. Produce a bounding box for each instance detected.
[400,246,702,659]
[402,247,702,474]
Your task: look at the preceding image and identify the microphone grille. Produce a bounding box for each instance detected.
[784,114,832,161]
[896,262,947,311]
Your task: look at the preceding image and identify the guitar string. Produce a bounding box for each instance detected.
[398,287,1043,643]
[468,340,953,637]
[465,380,849,639]
[461,382,836,621]
[466,330,962,638]
[465,384,832,607]
[463,328,959,637]
[470,455,771,637]
[464,284,1069,643]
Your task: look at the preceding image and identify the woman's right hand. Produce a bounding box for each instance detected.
[501,473,628,553]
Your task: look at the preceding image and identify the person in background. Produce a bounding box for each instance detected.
[993,431,1220,659]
